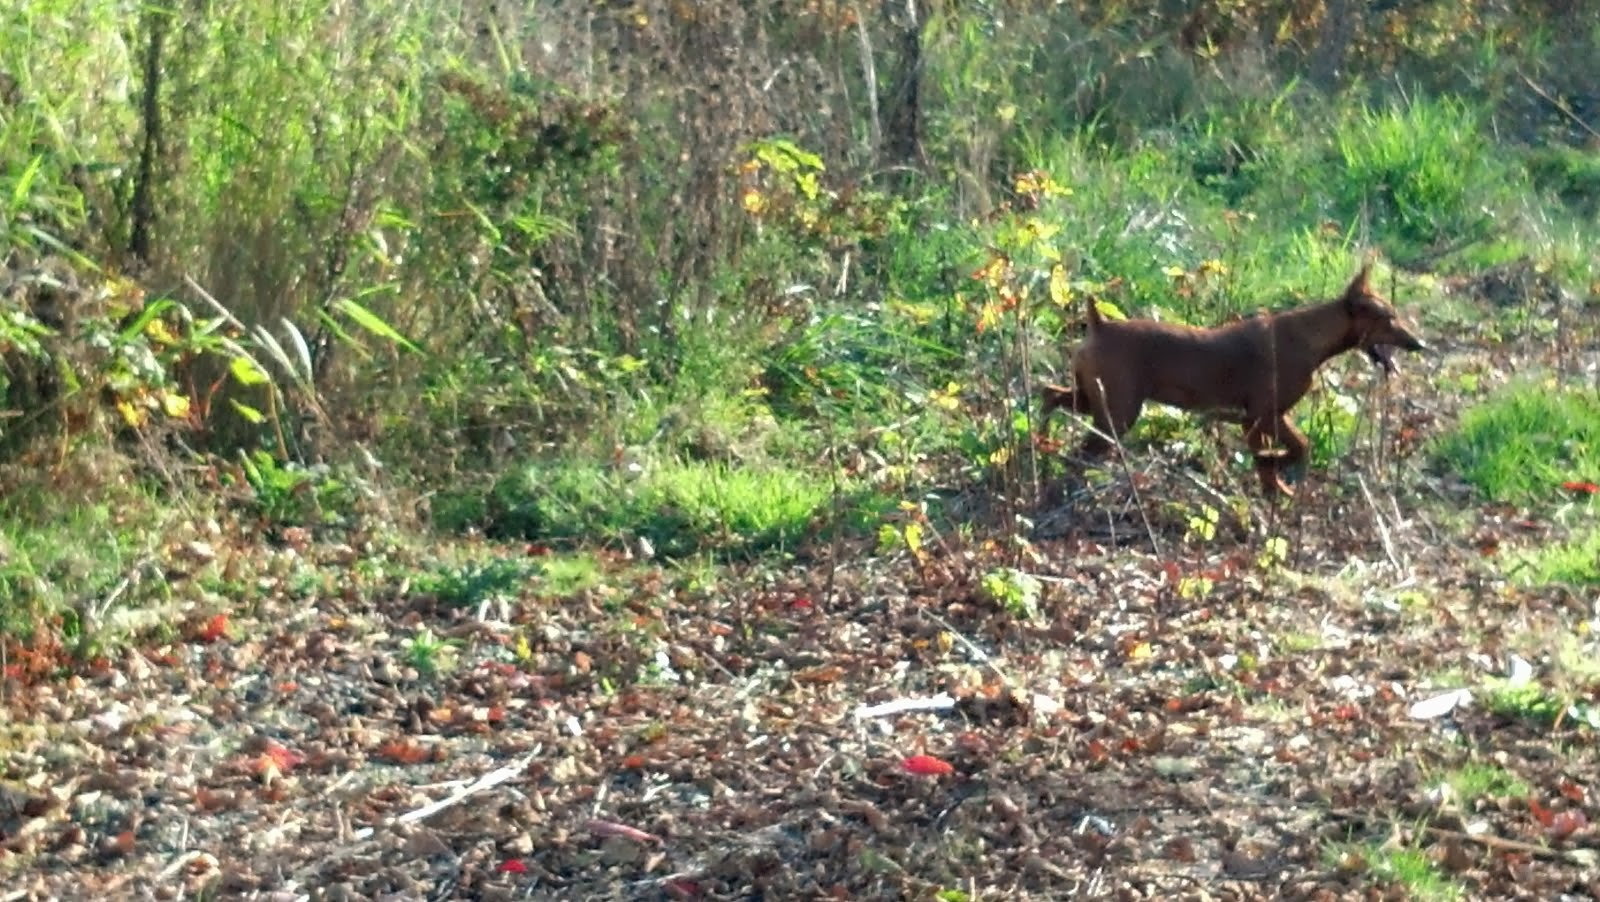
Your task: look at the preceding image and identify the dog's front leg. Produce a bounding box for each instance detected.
[1244,418,1296,498]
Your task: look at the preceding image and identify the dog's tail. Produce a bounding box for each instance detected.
[1084,294,1103,332]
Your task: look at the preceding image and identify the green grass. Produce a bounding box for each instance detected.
[1325,842,1464,902]
[0,480,172,642]
[1481,678,1571,728]
[489,457,841,560]
[1432,382,1600,506]
[1524,145,1600,217]
[1510,527,1600,586]
[1326,97,1506,260]
[1434,763,1530,809]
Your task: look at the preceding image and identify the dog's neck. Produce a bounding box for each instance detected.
[1271,296,1362,368]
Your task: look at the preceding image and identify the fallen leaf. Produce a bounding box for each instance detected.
[795,664,846,684]
[197,614,229,643]
[375,740,432,765]
[254,742,304,781]
[585,818,662,845]
[901,754,955,777]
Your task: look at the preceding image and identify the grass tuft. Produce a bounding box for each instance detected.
[489,457,839,560]
[1431,382,1600,506]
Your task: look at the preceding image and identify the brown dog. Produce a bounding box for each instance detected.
[1040,265,1425,497]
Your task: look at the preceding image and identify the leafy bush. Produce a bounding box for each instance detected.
[1511,528,1600,587]
[1524,145,1600,217]
[1326,97,1505,256]
[1432,382,1600,505]
[489,458,837,560]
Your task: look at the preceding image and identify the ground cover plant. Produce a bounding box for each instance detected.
[3,1,1600,899]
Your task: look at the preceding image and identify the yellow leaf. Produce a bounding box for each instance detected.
[116,398,146,427]
[937,631,954,653]
[903,522,923,556]
[145,319,180,346]
[159,391,191,418]
[977,302,1002,333]
[1127,641,1153,661]
[1049,264,1072,307]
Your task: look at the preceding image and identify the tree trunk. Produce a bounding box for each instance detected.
[1311,0,1358,90]
[881,0,924,171]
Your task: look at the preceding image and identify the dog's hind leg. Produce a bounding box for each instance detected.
[1082,386,1143,457]
[1039,384,1079,421]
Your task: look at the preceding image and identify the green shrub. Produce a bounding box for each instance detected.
[1511,528,1600,587]
[1432,382,1600,506]
[489,457,836,559]
[1326,97,1504,256]
[1524,145,1600,217]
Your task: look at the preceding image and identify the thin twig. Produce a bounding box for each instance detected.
[1326,807,1595,864]
[1355,472,1407,576]
[919,608,1011,685]
[854,2,881,152]
[1091,377,1165,560]
[1520,71,1600,143]
[349,751,535,841]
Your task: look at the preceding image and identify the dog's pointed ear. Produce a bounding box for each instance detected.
[1344,264,1373,308]
[1354,264,1374,291]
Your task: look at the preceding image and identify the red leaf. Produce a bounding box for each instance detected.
[260,742,303,773]
[1547,809,1588,839]
[198,614,229,643]
[663,877,703,899]
[497,859,528,873]
[585,818,662,845]
[901,754,955,777]
[376,740,432,765]
[1562,481,1599,495]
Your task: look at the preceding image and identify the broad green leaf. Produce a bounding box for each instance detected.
[9,155,42,213]
[229,355,271,386]
[335,298,421,353]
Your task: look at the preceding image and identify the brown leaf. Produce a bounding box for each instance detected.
[1163,836,1196,863]
[795,664,846,684]
[585,818,662,846]
[375,740,432,765]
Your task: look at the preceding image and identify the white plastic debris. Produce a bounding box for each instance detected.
[1408,688,1473,720]
[853,694,957,719]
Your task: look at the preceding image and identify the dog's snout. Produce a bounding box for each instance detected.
[1386,321,1426,352]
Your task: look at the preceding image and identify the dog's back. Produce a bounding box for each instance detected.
[1074,309,1269,416]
